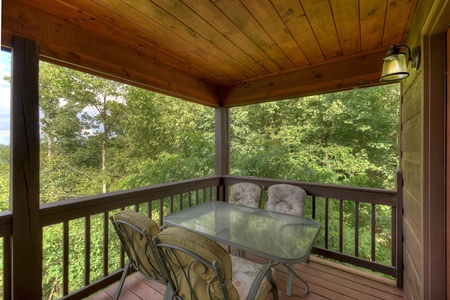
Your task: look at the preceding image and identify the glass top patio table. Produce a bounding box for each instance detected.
[163,201,321,265]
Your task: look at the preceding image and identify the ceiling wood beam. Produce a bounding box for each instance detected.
[2,0,220,106]
[222,51,387,107]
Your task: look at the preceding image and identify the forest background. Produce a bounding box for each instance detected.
[0,61,399,298]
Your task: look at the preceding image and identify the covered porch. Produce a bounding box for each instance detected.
[1,0,449,299]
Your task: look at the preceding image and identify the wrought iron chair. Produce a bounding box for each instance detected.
[267,184,310,295]
[153,227,279,300]
[228,182,262,208]
[110,210,165,300]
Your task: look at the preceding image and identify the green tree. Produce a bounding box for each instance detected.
[230,84,399,189]
[0,145,9,211]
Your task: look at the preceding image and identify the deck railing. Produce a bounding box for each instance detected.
[0,174,402,299]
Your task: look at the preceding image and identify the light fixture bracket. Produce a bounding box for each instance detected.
[411,46,421,70]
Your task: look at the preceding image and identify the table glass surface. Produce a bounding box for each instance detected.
[163,201,321,264]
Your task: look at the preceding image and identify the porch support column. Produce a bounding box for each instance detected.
[10,36,42,298]
[215,107,230,200]
[215,106,230,176]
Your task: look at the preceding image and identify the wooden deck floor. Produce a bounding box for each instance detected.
[88,254,404,300]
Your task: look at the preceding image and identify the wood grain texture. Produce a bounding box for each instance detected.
[2,0,417,105]
[330,0,361,55]
[89,254,404,300]
[11,36,42,299]
[3,0,220,106]
[360,0,387,51]
[222,51,386,106]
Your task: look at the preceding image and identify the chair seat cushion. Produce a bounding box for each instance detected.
[230,255,275,300]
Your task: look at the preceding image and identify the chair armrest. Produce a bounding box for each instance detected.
[247,263,278,300]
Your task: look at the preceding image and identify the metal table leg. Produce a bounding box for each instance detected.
[282,263,309,296]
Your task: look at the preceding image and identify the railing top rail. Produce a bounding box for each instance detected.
[40,176,222,226]
[0,212,12,236]
[222,175,398,206]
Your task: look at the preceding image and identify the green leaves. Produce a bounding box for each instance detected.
[230,84,400,189]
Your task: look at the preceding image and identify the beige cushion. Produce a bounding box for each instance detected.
[229,182,261,208]
[115,210,160,236]
[267,184,307,216]
[156,227,239,299]
[114,210,162,280]
[230,254,276,300]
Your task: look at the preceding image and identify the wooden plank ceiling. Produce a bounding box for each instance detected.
[2,0,417,107]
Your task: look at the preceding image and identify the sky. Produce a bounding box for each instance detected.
[0,51,11,145]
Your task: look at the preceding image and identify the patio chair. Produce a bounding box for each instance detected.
[267,184,310,294]
[110,210,165,300]
[228,182,262,208]
[153,227,279,300]
[228,182,262,257]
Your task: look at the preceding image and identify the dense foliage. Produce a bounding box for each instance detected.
[0,62,399,298]
[230,86,399,189]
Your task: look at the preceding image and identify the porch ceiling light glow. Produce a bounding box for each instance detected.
[380,44,421,82]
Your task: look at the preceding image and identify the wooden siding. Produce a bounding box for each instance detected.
[400,0,448,299]
[401,0,425,297]
[447,28,450,300]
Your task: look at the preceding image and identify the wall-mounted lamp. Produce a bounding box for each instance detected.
[380,44,421,82]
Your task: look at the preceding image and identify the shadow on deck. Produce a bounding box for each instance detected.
[88,251,404,300]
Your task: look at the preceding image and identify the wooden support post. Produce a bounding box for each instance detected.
[215,107,229,201]
[11,36,42,298]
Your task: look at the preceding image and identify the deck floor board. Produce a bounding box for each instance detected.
[88,252,404,300]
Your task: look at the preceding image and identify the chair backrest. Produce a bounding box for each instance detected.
[153,227,239,300]
[228,182,261,208]
[267,184,307,216]
[110,210,165,281]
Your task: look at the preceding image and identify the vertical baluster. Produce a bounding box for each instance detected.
[178,193,182,210]
[339,200,344,253]
[355,202,360,257]
[103,212,109,276]
[146,202,151,218]
[149,201,153,221]
[85,216,91,285]
[391,205,396,268]
[371,203,376,261]
[3,236,10,299]
[170,195,174,213]
[325,198,329,249]
[312,195,316,219]
[159,198,164,225]
[63,221,69,295]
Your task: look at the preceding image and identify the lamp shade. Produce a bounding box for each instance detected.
[380,53,409,82]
